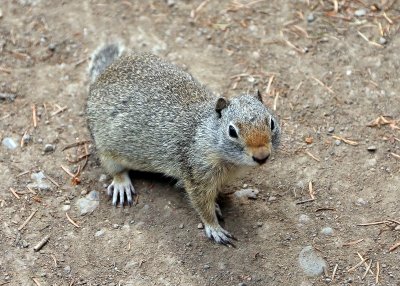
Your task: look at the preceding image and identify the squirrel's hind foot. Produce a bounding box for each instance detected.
[107,172,137,206]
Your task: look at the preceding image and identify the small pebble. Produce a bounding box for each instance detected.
[44,144,55,153]
[95,229,105,237]
[197,223,204,229]
[99,174,109,182]
[354,9,366,17]
[203,264,210,270]
[299,214,311,224]
[179,224,184,229]
[268,196,277,202]
[335,140,341,146]
[321,227,334,236]
[379,37,387,45]
[80,190,88,196]
[166,0,175,6]
[63,265,71,274]
[76,191,100,215]
[367,146,377,152]
[113,224,119,229]
[234,188,259,199]
[256,221,263,227]
[395,225,400,231]
[2,137,17,150]
[355,198,367,206]
[22,134,31,145]
[307,13,315,23]
[238,283,247,286]
[327,127,335,133]
[48,43,57,51]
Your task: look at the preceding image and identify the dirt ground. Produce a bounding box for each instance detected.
[1,0,400,285]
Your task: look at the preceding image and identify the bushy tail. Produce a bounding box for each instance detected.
[88,43,124,82]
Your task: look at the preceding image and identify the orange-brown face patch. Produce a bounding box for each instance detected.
[238,123,271,148]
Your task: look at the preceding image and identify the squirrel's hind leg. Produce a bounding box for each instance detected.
[100,154,136,206]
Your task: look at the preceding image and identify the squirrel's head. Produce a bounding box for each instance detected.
[214,91,280,167]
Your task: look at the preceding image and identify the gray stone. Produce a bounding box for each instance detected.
[63,265,71,274]
[354,9,366,17]
[28,171,51,191]
[335,140,341,146]
[321,227,334,236]
[327,127,335,133]
[95,229,105,237]
[2,137,17,150]
[355,198,367,206]
[76,191,100,215]
[367,145,377,152]
[234,188,259,199]
[166,0,175,6]
[22,134,31,145]
[44,144,55,153]
[268,196,277,202]
[99,174,109,183]
[0,92,16,101]
[379,37,387,45]
[299,214,311,224]
[299,245,328,276]
[203,264,210,269]
[179,224,184,229]
[197,223,204,229]
[307,13,315,23]
[395,225,400,231]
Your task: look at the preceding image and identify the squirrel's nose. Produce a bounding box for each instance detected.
[252,154,270,165]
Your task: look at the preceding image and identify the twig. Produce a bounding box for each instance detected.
[357,221,389,226]
[273,91,279,111]
[32,278,41,286]
[387,219,400,225]
[308,181,315,200]
[45,174,59,188]
[34,235,50,252]
[358,252,374,275]
[51,105,67,117]
[332,135,359,146]
[265,75,274,95]
[376,261,380,284]
[389,241,400,252]
[362,259,373,280]
[305,150,320,162]
[32,104,37,128]
[66,212,80,228]
[315,207,336,212]
[18,209,38,231]
[331,263,338,281]
[16,170,30,177]
[62,140,91,151]
[311,76,335,94]
[50,254,58,267]
[296,198,315,204]
[348,258,367,272]
[343,238,364,246]
[390,152,400,159]
[9,187,20,199]
[61,165,76,178]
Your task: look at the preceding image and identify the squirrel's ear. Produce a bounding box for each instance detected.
[215,97,229,118]
[256,89,263,103]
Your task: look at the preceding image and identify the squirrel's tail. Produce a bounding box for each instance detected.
[88,43,124,82]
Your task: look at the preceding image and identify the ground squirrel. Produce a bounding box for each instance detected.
[87,43,281,245]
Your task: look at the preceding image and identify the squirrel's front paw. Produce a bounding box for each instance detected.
[204,225,237,247]
[107,175,136,206]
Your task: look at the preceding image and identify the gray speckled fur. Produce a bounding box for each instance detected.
[87,46,280,245]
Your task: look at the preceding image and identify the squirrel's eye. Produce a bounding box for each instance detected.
[270,117,276,131]
[228,125,238,138]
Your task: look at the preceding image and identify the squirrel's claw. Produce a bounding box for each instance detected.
[107,178,136,207]
[205,225,237,247]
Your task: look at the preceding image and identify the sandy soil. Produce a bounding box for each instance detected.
[1,1,399,285]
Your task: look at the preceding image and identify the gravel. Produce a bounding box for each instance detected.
[321,227,334,236]
[354,9,367,17]
[367,145,377,152]
[307,13,315,23]
[28,171,51,191]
